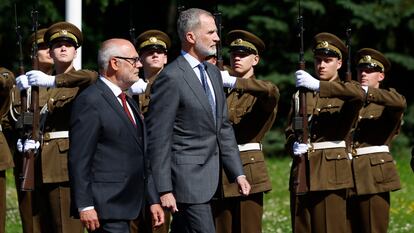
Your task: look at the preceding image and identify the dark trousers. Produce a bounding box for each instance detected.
[212,193,263,233]
[291,189,348,233]
[170,202,215,233]
[37,183,83,233]
[130,205,171,233]
[0,171,5,233]
[92,219,130,233]
[347,192,390,233]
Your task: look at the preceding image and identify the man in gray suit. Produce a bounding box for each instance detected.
[145,8,251,233]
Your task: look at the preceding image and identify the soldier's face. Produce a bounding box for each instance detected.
[50,41,77,64]
[230,51,259,76]
[140,49,167,71]
[314,55,342,81]
[36,44,54,66]
[357,68,384,88]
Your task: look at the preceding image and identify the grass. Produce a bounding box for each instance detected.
[6,152,414,232]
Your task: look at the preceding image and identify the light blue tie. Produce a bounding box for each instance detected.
[198,63,216,122]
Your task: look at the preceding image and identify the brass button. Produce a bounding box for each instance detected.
[380,159,384,163]
[250,157,255,161]
[316,108,321,112]
[337,154,341,159]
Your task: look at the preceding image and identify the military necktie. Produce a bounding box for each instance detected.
[198,63,216,122]
[119,92,137,128]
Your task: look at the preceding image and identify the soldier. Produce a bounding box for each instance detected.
[211,30,279,233]
[129,29,172,233]
[133,29,170,114]
[347,48,406,233]
[10,28,54,233]
[16,21,86,233]
[0,67,15,233]
[285,32,365,233]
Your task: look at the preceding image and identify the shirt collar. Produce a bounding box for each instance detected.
[99,76,123,97]
[182,50,202,69]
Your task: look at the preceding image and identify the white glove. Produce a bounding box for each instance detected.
[220,70,237,88]
[26,70,56,87]
[16,139,40,153]
[295,70,320,91]
[361,85,368,93]
[128,79,148,95]
[293,141,309,156]
[15,74,30,90]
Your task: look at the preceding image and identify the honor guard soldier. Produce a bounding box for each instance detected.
[10,28,53,233]
[347,48,406,233]
[211,30,279,233]
[15,21,86,233]
[285,32,365,233]
[132,29,170,114]
[0,67,15,233]
[129,29,171,233]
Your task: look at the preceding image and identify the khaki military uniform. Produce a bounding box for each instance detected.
[138,75,156,114]
[212,76,279,233]
[7,69,96,233]
[347,87,405,233]
[285,80,364,233]
[0,68,15,233]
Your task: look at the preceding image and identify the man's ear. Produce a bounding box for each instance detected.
[186,32,196,45]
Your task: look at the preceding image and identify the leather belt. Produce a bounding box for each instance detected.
[311,140,346,150]
[355,145,389,155]
[44,131,69,140]
[238,143,262,152]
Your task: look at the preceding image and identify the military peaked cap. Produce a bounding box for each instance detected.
[356,48,391,72]
[27,28,48,52]
[313,32,347,59]
[44,21,83,48]
[136,30,171,53]
[226,30,265,55]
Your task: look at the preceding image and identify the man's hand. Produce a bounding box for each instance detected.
[16,74,30,90]
[295,70,320,91]
[236,175,251,196]
[80,209,100,232]
[16,139,40,153]
[160,192,178,213]
[149,204,165,229]
[293,141,309,156]
[220,70,236,88]
[26,70,56,87]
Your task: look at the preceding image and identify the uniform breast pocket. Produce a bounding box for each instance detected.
[370,154,398,183]
[324,149,352,184]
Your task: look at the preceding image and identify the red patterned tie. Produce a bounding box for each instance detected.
[119,92,137,128]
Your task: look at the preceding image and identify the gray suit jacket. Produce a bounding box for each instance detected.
[146,55,244,204]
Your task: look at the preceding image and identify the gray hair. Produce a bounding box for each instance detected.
[177,8,213,42]
[97,39,126,73]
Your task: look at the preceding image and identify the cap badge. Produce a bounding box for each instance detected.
[149,37,158,43]
[321,41,329,48]
[61,30,68,35]
[362,55,372,62]
[235,38,243,45]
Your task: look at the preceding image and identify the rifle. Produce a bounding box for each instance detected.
[20,6,40,191]
[345,27,352,82]
[213,5,224,70]
[292,0,309,195]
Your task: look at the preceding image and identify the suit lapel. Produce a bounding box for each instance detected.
[177,57,216,125]
[96,79,142,147]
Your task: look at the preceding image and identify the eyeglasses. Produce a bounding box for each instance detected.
[114,56,141,66]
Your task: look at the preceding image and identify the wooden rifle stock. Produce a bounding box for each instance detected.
[345,27,352,82]
[21,7,40,191]
[293,6,309,195]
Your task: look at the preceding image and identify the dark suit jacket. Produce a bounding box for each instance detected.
[68,78,159,220]
[145,55,244,204]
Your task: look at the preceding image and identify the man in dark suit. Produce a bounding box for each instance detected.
[145,8,251,233]
[68,38,164,233]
